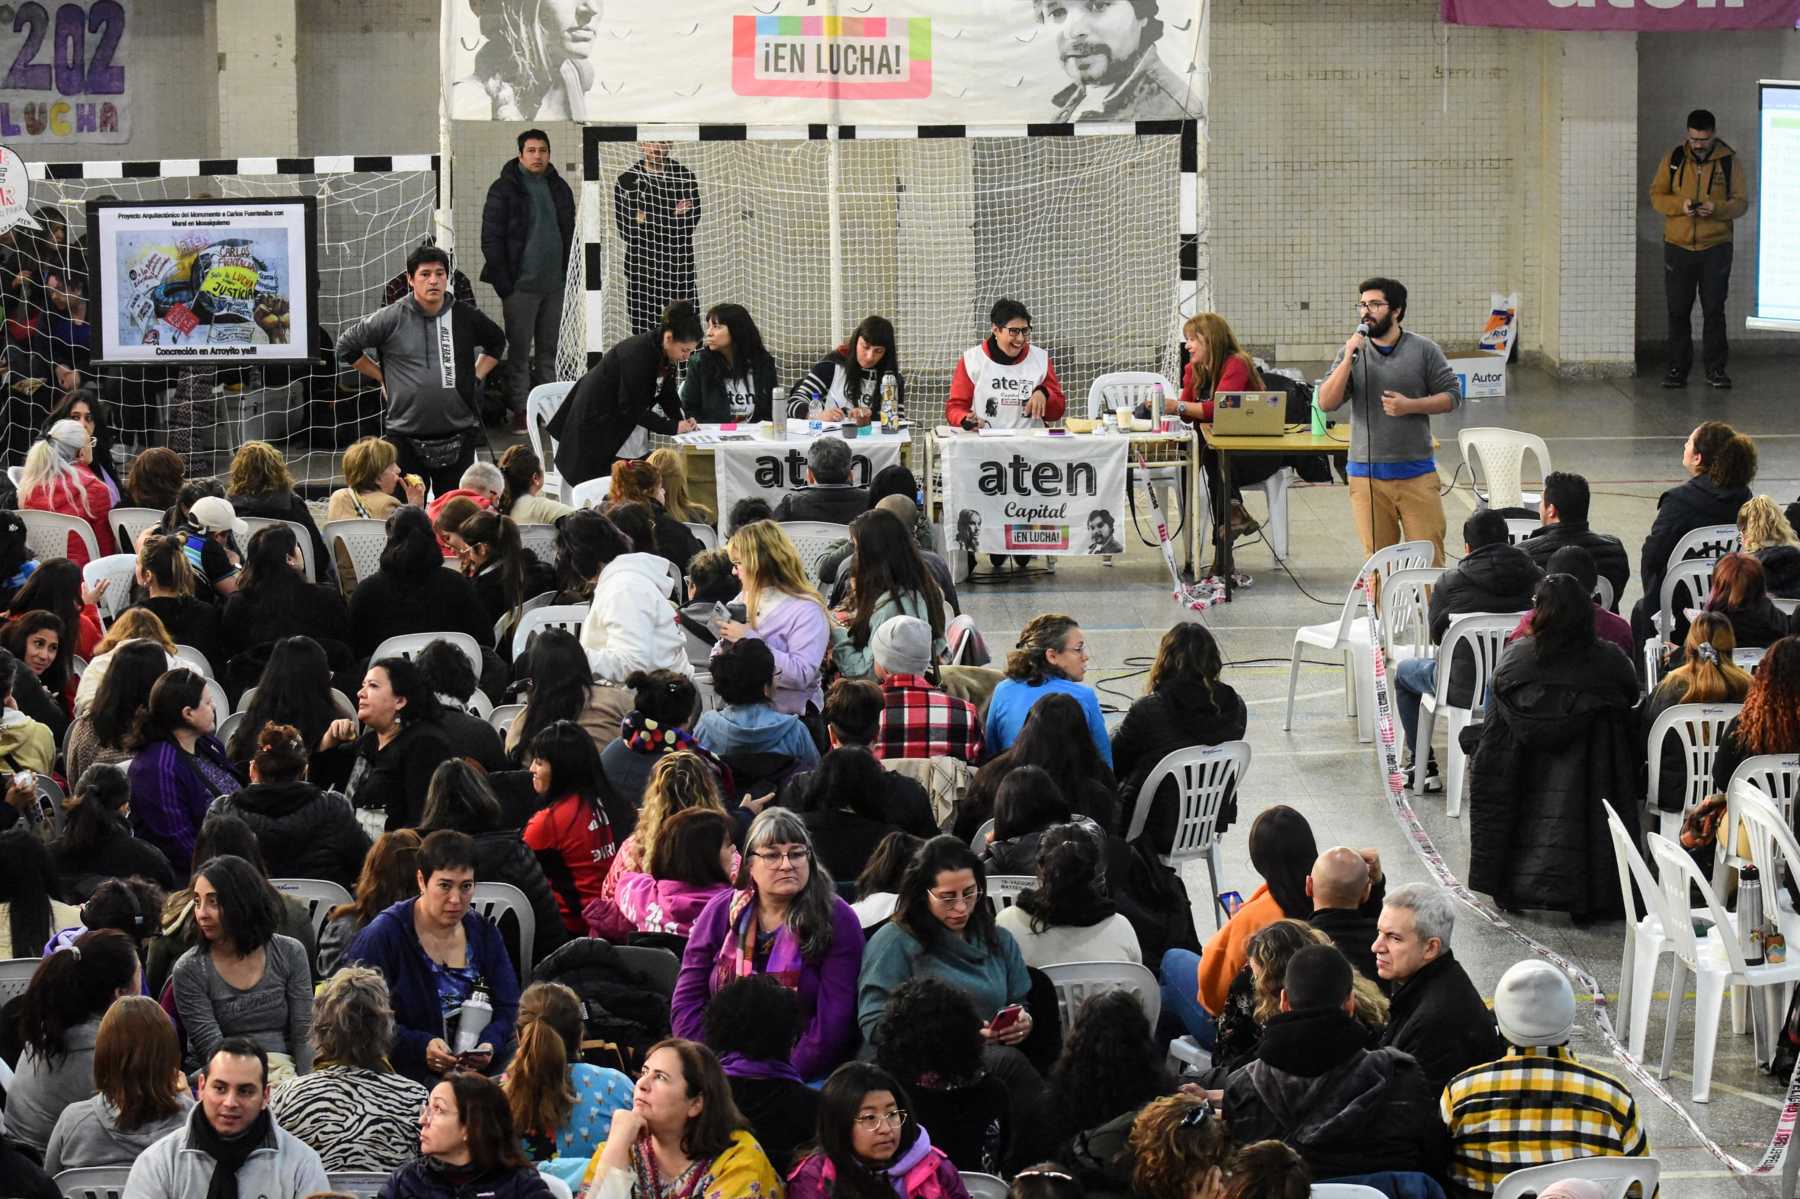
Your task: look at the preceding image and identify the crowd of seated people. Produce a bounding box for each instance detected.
[0,389,1784,1199]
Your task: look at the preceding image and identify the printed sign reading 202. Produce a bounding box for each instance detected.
[2,2,124,96]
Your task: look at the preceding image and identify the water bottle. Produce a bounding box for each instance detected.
[1742,865,1766,966]
[879,374,898,429]
[453,988,493,1055]
[1309,399,1328,437]
[1152,382,1167,433]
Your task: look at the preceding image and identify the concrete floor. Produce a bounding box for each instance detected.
[950,358,1800,1195]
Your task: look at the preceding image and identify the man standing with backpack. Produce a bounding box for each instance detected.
[1651,108,1749,391]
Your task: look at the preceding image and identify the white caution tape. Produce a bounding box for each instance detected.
[1358,576,1800,1179]
[1131,446,1228,612]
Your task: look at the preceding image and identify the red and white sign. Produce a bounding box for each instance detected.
[1442,0,1800,31]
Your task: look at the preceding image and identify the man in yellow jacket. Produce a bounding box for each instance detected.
[1650,108,1749,390]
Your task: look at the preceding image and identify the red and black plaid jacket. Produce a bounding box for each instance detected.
[874,673,984,764]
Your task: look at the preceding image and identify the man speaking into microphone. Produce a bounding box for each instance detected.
[1317,277,1461,566]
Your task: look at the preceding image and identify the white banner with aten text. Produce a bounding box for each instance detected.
[940,433,1128,557]
[713,435,906,534]
[445,0,1203,126]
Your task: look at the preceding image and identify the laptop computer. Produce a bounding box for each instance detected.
[1212,391,1287,436]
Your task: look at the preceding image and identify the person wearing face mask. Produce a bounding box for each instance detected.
[550,302,702,487]
[18,417,114,566]
[789,315,905,423]
[124,1039,330,1199]
[1316,276,1461,565]
[1032,0,1195,122]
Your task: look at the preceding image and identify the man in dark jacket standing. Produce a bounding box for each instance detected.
[1374,883,1503,1095]
[1520,472,1629,612]
[481,129,575,431]
[614,141,701,335]
[1394,509,1541,791]
[1225,945,1448,1182]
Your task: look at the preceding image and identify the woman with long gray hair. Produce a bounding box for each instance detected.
[670,807,864,1078]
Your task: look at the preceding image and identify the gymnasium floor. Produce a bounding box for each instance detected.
[949,360,1800,1195]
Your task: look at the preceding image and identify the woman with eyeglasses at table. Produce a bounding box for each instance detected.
[786,1062,970,1199]
[670,807,864,1080]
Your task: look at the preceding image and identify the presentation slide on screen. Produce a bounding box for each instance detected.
[1753,81,1800,331]
[87,197,316,365]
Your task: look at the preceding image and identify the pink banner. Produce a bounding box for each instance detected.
[1441,0,1800,30]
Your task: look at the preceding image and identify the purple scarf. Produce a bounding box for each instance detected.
[712,889,807,994]
[718,1051,805,1084]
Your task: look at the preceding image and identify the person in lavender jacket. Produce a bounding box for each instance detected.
[671,808,863,1080]
[715,521,831,717]
[126,669,245,874]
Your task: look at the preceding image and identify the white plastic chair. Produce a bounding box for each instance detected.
[235,686,356,721]
[270,878,354,946]
[987,874,1033,909]
[1411,611,1523,817]
[107,507,162,552]
[202,677,230,730]
[1774,595,1800,617]
[370,632,484,683]
[215,710,246,752]
[1283,541,1434,743]
[1502,517,1538,546]
[1594,575,1615,611]
[1491,1157,1659,1199]
[1645,702,1741,841]
[17,509,99,563]
[516,522,559,564]
[1309,1187,1389,1199]
[1040,960,1161,1032]
[1647,832,1800,1101]
[82,553,138,624]
[685,521,719,551]
[1734,646,1766,671]
[472,880,535,974]
[173,643,214,678]
[958,1174,1008,1199]
[1458,427,1551,510]
[1604,800,1687,1060]
[1642,558,1719,682]
[569,477,612,510]
[490,703,525,737]
[512,603,591,660]
[0,957,38,1003]
[324,518,388,594]
[326,1173,389,1199]
[1124,742,1251,927]
[1667,523,1742,568]
[460,689,495,720]
[1727,754,1800,825]
[779,520,852,586]
[1379,566,1443,665]
[239,516,317,583]
[945,613,982,667]
[526,381,575,502]
[495,589,559,647]
[1728,791,1800,977]
[53,1165,134,1199]
[972,818,996,853]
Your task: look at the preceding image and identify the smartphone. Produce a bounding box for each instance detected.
[1219,890,1246,916]
[988,1004,1025,1035]
[11,771,33,791]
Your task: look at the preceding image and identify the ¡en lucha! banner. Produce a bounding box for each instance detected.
[940,433,1129,558]
[446,1,1203,126]
[1441,0,1800,31]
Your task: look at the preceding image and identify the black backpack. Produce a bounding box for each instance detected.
[530,937,674,1073]
[1258,371,1337,485]
[1668,142,1734,201]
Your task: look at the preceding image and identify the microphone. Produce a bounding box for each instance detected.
[1355,322,1372,338]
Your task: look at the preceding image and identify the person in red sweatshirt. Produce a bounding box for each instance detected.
[1166,311,1278,577]
[946,298,1066,431]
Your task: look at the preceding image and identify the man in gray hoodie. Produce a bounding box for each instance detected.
[124,1038,328,1199]
[338,245,506,498]
[1317,276,1461,565]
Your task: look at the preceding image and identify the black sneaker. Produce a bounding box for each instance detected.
[1661,369,1688,389]
[1707,370,1733,389]
[1420,756,1443,794]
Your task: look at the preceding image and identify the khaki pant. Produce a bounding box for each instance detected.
[1348,471,1447,566]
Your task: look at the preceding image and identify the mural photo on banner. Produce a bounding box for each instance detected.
[0,0,129,143]
[446,1,1205,125]
[939,434,1127,558]
[1440,0,1800,30]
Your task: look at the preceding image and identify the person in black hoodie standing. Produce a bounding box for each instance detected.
[1111,623,1245,853]
[481,131,575,431]
[210,722,371,891]
[1394,509,1541,792]
[548,303,700,487]
[1518,472,1630,611]
[1223,945,1448,1182]
[614,141,702,336]
[1630,420,1756,650]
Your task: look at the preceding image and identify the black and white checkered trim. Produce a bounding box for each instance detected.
[23,153,440,181]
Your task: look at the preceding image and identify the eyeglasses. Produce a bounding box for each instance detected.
[751,848,811,865]
[999,325,1032,337]
[1055,641,1089,657]
[929,886,982,909]
[1355,301,1390,312]
[853,1109,907,1131]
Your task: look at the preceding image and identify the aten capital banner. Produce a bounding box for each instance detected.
[713,435,906,535]
[940,433,1128,558]
[445,1,1204,125]
[1441,0,1800,30]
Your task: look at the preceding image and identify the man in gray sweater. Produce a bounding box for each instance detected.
[1317,277,1462,565]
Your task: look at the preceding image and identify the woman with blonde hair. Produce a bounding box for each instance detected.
[1739,494,1800,597]
[72,607,175,716]
[225,440,333,584]
[19,419,114,566]
[1165,312,1277,568]
[716,520,830,718]
[326,435,425,522]
[586,749,731,941]
[124,533,222,670]
[503,981,634,1166]
[647,447,712,524]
